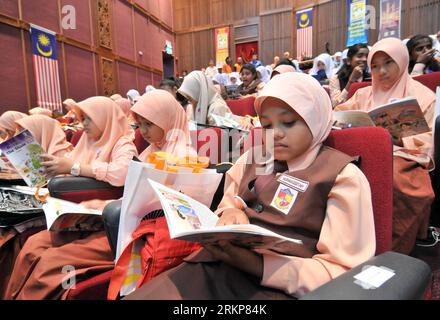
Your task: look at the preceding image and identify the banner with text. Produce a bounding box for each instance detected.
[379,0,401,40]
[215,27,230,69]
[347,0,368,47]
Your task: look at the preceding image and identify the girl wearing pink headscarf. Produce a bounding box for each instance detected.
[28,107,53,118]
[0,115,72,298]
[270,64,296,79]
[0,111,27,142]
[124,73,375,300]
[16,115,73,157]
[4,97,137,300]
[41,96,137,186]
[336,38,436,254]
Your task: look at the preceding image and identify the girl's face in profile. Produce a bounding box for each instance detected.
[80,112,102,141]
[317,61,326,71]
[370,51,400,90]
[260,97,313,162]
[134,113,164,145]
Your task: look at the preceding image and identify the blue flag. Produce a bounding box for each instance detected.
[30,25,57,60]
[296,9,313,30]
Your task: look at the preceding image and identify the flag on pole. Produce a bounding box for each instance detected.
[296,8,313,60]
[30,24,62,112]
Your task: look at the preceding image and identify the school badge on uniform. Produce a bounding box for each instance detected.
[270,184,298,215]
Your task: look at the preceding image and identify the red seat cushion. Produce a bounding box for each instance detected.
[226,96,257,117]
[134,128,149,155]
[70,130,84,147]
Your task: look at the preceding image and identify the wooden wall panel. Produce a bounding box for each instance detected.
[60,0,93,45]
[232,0,259,22]
[137,69,153,92]
[147,0,160,18]
[260,11,292,65]
[260,0,292,12]
[210,0,234,26]
[134,10,152,66]
[160,0,174,28]
[113,0,135,60]
[173,0,192,31]
[405,0,440,37]
[21,0,60,32]
[0,0,19,18]
[192,0,212,27]
[64,44,97,101]
[117,61,137,96]
[0,24,27,113]
[313,0,347,56]
[150,23,164,70]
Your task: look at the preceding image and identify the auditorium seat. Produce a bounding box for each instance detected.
[225,96,257,117]
[347,72,440,99]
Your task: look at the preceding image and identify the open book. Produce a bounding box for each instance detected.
[333,97,430,146]
[210,113,250,132]
[116,161,223,260]
[42,197,102,232]
[149,179,303,255]
[0,130,48,187]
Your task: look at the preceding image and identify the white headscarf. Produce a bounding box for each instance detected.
[145,85,156,94]
[341,48,349,61]
[229,72,242,85]
[127,89,141,106]
[257,66,270,83]
[292,60,302,73]
[309,53,335,77]
[178,71,227,124]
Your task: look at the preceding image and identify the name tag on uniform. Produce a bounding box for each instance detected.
[277,174,309,193]
[270,184,298,215]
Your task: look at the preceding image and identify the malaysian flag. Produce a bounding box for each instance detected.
[296,8,313,60]
[30,24,62,112]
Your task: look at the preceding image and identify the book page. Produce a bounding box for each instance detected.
[368,97,430,146]
[42,197,102,231]
[149,179,218,239]
[332,110,376,129]
[0,130,48,187]
[432,87,440,138]
[150,179,304,256]
[116,161,222,260]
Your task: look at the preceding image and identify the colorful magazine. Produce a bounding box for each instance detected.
[149,179,303,255]
[0,130,48,187]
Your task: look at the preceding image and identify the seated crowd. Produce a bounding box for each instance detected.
[0,32,439,300]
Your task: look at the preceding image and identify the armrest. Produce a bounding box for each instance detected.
[300,251,431,300]
[48,176,124,203]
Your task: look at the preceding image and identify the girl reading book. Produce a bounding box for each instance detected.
[336,37,436,254]
[123,72,376,300]
[4,96,137,300]
[15,115,73,157]
[0,111,27,142]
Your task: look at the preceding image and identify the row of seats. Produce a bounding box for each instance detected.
[50,74,440,299]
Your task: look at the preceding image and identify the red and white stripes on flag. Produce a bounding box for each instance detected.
[296,8,313,59]
[32,55,62,112]
[30,24,62,112]
[297,27,313,59]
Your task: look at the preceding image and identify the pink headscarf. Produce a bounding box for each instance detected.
[270,65,296,79]
[255,73,333,171]
[338,37,436,113]
[16,115,72,157]
[131,90,195,161]
[63,98,76,111]
[0,111,28,137]
[29,107,53,117]
[69,97,132,163]
[114,98,132,117]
